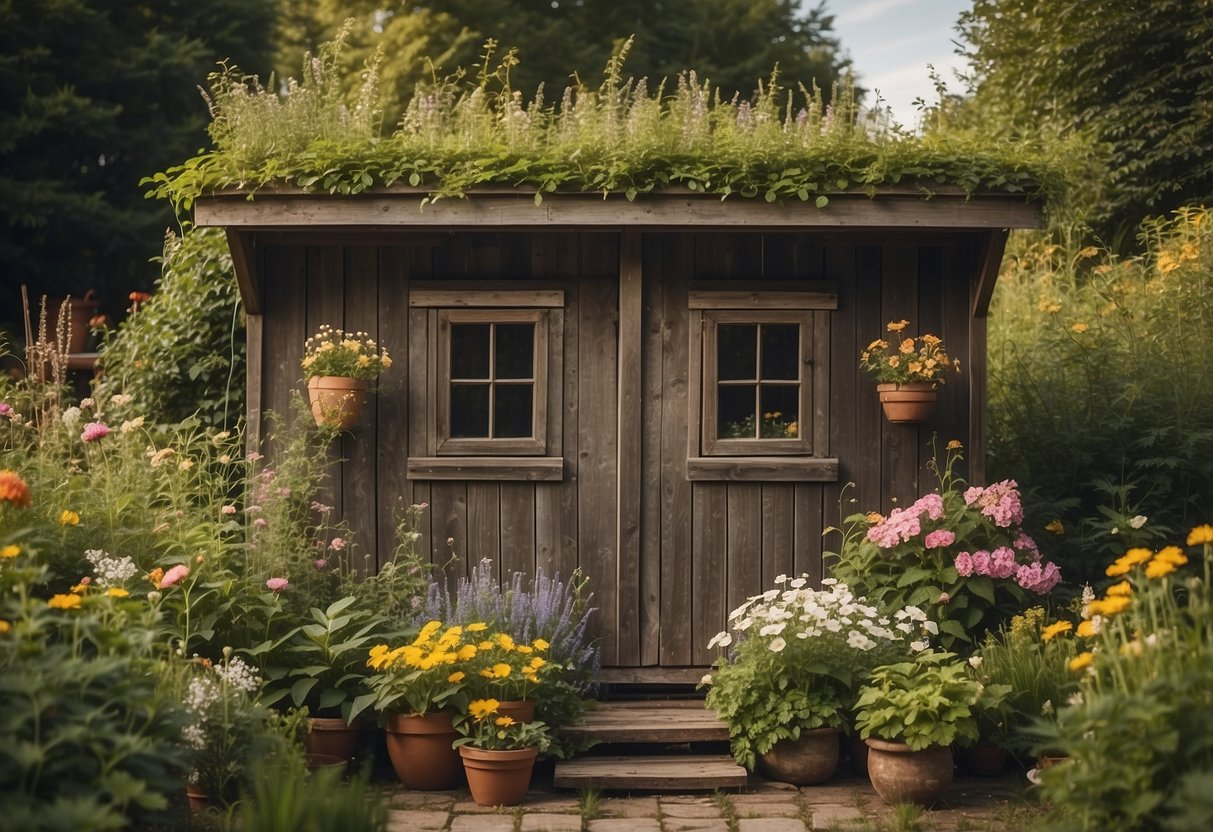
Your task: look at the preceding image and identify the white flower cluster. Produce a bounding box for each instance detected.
[84,548,139,587]
[213,655,261,695]
[706,575,937,654]
[61,406,82,427]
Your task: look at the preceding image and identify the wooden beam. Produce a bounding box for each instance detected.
[686,456,839,482]
[224,229,261,314]
[196,191,1044,231]
[617,229,644,667]
[687,281,838,309]
[244,314,263,453]
[405,456,564,481]
[409,284,564,308]
[971,229,1010,318]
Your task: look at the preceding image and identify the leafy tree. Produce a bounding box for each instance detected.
[0,0,275,338]
[277,0,851,126]
[958,0,1213,246]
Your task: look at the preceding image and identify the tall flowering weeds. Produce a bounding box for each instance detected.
[828,443,1063,651]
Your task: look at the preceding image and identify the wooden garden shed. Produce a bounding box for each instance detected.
[196,188,1040,682]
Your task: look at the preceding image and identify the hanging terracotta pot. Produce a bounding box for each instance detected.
[865,738,954,806]
[459,745,539,807]
[876,383,937,424]
[759,727,840,785]
[495,700,536,724]
[306,716,362,762]
[383,711,462,790]
[307,376,367,430]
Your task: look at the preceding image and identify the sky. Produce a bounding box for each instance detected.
[823,0,974,128]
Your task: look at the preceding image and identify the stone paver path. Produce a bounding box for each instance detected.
[383,770,1038,832]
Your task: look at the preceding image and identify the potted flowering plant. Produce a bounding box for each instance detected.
[464,628,556,723]
[702,576,935,785]
[300,325,392,429]
[352,620,473,789]
[859,319,959,422]
[828,441,1064,652]
[854,651,981,805]
[454,698,553,806]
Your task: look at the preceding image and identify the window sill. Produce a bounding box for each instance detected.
[685,456,838,482]
[406,456,564,481]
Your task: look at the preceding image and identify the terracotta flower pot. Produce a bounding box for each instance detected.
[865,738,954,806]
[306,752,348,770]
[459,745,539,807]
[496,699,536,724]
[759,727,840,785]
[876,382,937,424]
[307,376,367,430]
[185,784,209,815]
[306,716,362,762]
[42,291,99,354]
[965,743,1009,777]
[384,711,462,790]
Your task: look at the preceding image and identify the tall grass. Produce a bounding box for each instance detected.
[988,208,1213,585]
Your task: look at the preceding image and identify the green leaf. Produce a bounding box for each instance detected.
[815,195,829,208]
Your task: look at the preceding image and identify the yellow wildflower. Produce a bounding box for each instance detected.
[457,644,478,661]
[495,716,516,727]
[1068,652,1094,672]
[786,422,798,437]
[469,699,499,720]
[1187,524,1213,545]
[48,594,82,610]
[946,440,963,450]
[70,582,89,594]
[1041,621,1072,641]
[1105,581,1132,597]
[0,544,19,558]
[1076,620,1099,638]
[1070,323,1088,334]
[496,634,515,651]
[59,509,80,526]
[448,671,466,683]
[516,644,533,654]
[1154,546,1187,566]
[414,620,442,646]
[886,320,909,332]
[1045,519,1065,535]
[865,512,884,524]
[106,588,130,598]
[1105,560,1131,577]
[532,638,550,651]
[481,663,512,679]
[1123,548,1153,566]
[479,640,495,650]
[1145,559,1178,579]
[1088,596,1131,617]
[466,622,488,632]
[899,338,916,355]
[0,620,10,633]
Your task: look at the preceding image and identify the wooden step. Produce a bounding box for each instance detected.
[564,701,729,743]
[553,755,748,790]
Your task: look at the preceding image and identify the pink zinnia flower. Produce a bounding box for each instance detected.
[0,403,11,417]
[266,577,289,592]
[329,537,346,551]
[80,421,110,442]
[924,529,956,549]
[221,505,237,516]
[314,559,328,570]
[159,564,190,588]
[253,517,268,528]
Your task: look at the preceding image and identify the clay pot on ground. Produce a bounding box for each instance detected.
[865,738,954,806]
[383,711,462,790]
[759,727,840,785]
[876,382,937,424]
[459,745,539,806]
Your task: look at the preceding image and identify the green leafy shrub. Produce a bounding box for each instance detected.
[1034,529,1213,831]
[98,227,244,428]
[854,651,981,751]
[988,208,1213,586]
[238,751,387,832]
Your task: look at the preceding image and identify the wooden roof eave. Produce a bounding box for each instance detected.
[208,188,1041,315]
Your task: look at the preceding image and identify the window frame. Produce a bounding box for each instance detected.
[687,281,838,482]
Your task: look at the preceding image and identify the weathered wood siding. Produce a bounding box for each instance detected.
[254,230,986,672]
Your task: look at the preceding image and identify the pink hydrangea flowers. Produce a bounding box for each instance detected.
[963,480,1024,527]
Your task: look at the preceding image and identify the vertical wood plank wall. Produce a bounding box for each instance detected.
[257,230,985,671]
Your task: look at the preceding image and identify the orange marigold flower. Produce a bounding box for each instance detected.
[1068,652,1094,672]
[0,470,32,508]
[1154,546,1187,567]
[1041,621,1072,641]
[886,320,909,332]
[1105,581,1132,597]
[1145,559,1178,579]
[1076,620,1099,638]
[0,544,20,558]
[1123,548,1153,566]
[1105,560,1131,577]
[946,439,963,450]
[48,594,82,610]
[1088,596,1131,617]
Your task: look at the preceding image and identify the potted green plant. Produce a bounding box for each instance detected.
[702,576,934,785]
[272,596,383,763]
[859,319,959,423]
[300,325,392,430]
[854,651,981,805]
[351,620,472,789]
[454,698,552,806]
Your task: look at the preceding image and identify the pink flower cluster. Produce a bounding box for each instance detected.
[955,547,1061,594]
[924,529,956,549]
[266,577,289,592]
[963,480,1024,528]
[80,421,110,443]
[866,494,947,549]
[1015,561,1062,594]
[159,564,190,588]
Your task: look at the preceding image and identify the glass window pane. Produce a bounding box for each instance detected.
[718,324,757,380]
[761,324,800,380]
[495,323,535,380]
[759,385,800,439]
[494,384,534,438]
[450,323,490,379]
[718,384,757,438]
[450,384,490,437]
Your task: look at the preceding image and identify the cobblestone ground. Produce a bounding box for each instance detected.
[380,770,1040,832]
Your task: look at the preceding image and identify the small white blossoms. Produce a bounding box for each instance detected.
[968,655,984,669]
[768,637,787,652]
[84,549,138,587]
[1128,515,1148,529]
[61,406,81,427]
[213,656,261,695]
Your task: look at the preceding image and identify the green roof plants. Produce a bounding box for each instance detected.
[146,32,1069,216]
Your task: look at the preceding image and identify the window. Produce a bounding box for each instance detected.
[438,310,549,454]
[688,282,838,481]
[407,285,564,482]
